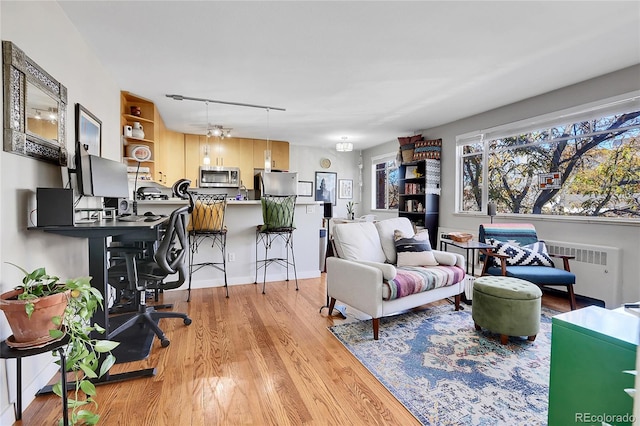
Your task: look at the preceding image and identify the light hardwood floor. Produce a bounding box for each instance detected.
[15,275,577,425]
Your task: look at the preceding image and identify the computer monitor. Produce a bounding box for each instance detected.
[75,142,129,198]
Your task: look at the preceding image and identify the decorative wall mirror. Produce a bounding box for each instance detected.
[2,40,67,165]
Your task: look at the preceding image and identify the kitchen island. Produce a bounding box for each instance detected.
[137,198,324,290]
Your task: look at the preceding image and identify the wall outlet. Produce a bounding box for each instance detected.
[306,205,315,214]
[228,252,236,262]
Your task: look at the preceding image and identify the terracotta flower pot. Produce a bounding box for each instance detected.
[0,289,70,345]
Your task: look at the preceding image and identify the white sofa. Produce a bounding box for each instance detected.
[326,217,465,339]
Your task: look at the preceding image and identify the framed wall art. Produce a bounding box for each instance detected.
[315,171,337,205]
[298,180,313,197]
[338,179,353,199]
[75,103,102,156]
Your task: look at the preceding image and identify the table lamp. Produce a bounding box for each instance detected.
[487,201,497,223]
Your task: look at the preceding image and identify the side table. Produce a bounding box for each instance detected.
[439,239,492,276]
[440,239,493,303]
[0,335,70,426]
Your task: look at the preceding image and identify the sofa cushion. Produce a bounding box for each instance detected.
[394,229,438,267]
[383,265,465,300]
[375,217,415,264]
[332,221,387,263]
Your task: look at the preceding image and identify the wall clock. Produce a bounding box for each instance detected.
[320,158,331,169]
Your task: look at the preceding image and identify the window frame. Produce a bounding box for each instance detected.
[455,91,640,223]
[371,152,399,212]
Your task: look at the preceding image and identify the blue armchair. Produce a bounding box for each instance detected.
[479,223,577,310]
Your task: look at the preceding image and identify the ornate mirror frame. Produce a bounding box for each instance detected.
[2,40,68,165]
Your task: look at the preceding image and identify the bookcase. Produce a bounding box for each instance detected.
[121,91,157,183]
[398,159,440,247]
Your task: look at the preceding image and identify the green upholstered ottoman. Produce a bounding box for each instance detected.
[472,276,542,345]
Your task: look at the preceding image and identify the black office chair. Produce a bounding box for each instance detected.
[107,205,192,347]
[255,194,299,294]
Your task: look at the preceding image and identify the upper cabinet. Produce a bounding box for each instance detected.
[120,91,157,182]
[157,119,185,187]
[184,135,289,189]
[252,139,290,171]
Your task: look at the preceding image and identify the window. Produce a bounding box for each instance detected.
[372,153,399,210]
[457,94,640,220]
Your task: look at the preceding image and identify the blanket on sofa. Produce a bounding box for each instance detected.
[384,265,465,300]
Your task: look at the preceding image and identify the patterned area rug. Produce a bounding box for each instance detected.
[329,305,555,425]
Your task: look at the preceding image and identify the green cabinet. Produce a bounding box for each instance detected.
[548,306,638,425]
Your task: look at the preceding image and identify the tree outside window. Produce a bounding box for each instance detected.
[458,101,640,219]
[373,159,399,210]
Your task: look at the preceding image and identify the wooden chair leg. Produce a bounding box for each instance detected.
[454,294,461,311]
[528,335,537,342]
[500,334,508,345]
[474,322,481,331]
[372,318,379,340]
[567,284,577,310]
[328,298,336,315]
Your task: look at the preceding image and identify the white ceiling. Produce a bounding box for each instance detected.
[58,1,640,150]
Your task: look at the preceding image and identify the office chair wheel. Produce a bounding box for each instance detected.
[184,318,192,325]
[161,339,170,348]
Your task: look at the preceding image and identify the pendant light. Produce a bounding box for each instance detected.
[264,108,272,173]
[203,102,211,166]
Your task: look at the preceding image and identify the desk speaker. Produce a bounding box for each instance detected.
[37,188,74,227]
[104,197,132,215]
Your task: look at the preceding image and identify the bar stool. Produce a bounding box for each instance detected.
[255,194,299,294]
[188,193,229,299]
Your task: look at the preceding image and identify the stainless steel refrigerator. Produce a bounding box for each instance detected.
[255,171,298,197]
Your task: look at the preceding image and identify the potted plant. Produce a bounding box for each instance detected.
[346,201,358,220]
[0,263,119,425]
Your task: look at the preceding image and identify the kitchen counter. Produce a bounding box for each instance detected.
[136,199,324,291]
[137,198,323,206]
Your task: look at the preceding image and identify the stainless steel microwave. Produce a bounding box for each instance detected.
[199,167,240,188]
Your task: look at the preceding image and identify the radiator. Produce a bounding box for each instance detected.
[544,239,621,308]
[436,227,622,308]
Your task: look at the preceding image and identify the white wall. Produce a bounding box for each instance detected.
[289,145,361,218]
[362,65,640,307]
[0,2,122,423]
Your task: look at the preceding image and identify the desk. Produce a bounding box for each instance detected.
[31,217,167,385]
[439,239,492,276]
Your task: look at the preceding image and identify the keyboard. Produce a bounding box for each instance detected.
[117,215,147,222]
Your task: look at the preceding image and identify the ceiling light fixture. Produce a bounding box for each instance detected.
[336,136,353,152]
[208,124,232,139]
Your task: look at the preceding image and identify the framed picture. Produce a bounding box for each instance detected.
[338,179,353,199]
[315,171,337,205]
[298,180,313,197]
[75,103,102,156]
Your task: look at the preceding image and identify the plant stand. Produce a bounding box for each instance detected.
[1,335,70,426]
